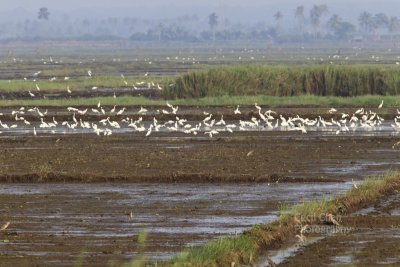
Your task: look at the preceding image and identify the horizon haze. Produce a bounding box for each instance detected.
[1,1,400,22]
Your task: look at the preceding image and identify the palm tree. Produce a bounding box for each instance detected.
[374,13,389,28]
[155,23,164,41]
[387,16,400,40]
[358,11,373,34]
[371,13,389,40]
[327,14,341,31]
[208,13,219,30]
[208,12,219,42]
[274,11,283,33]
[309,4,328,37]
[295,6,305,33]
[388,16,400,33]
[327,15,355,39]
[38,7,50,20]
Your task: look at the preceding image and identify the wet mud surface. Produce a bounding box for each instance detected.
[0,183,349,266]
[264,193,400,267]
[0,132,398,183]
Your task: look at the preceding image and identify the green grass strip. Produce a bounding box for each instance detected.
[0,95,398,108]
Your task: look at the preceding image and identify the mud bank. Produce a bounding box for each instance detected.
[0,133,398,183]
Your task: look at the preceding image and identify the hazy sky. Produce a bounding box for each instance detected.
[2,0,400,10]
[1,0,400,22]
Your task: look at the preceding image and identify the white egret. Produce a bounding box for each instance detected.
[138,107,147,115]
[77,109,88,115]
[205,130,219,138]
[203,114,212,122]
[117,107,126,115]
[234,105,241,114]
[171,105,179,114]
[146,125,153,136]
[352,178,358,189]
[328,108,337,114]
[215,115,226,126]
[0,221,10,231]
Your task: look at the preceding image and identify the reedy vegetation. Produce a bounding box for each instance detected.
[3,65,400,102]
[164,65,400,99]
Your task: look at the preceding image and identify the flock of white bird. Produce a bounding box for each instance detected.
[0,100,399,138]
[1,55,400,138]
[23,68,164,98]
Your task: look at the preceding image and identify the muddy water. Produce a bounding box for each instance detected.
[0,120,398,137]
[0,182,349,265]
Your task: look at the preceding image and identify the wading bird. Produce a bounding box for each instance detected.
[378,100,384,109]
[295,233,306,245]
[234,105,241,114]
[328,108,337,114]
[0,221,10,231]
[117,107,126,115]
[138,106,147,115]
[352,178,358,189]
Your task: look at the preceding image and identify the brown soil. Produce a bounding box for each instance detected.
[273,197,400,267]
[0,132,398,183]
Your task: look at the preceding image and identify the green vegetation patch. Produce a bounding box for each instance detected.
[0,95,398,108]
[0,75,167,92]
[165,65,400,99]
[169,235,256,267]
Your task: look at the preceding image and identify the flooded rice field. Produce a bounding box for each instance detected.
[0,107,399,266]
[0,182,350,266]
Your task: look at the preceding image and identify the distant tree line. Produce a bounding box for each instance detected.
[0,5,400,43]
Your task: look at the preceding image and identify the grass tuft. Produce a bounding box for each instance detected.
[169,235,257,267]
